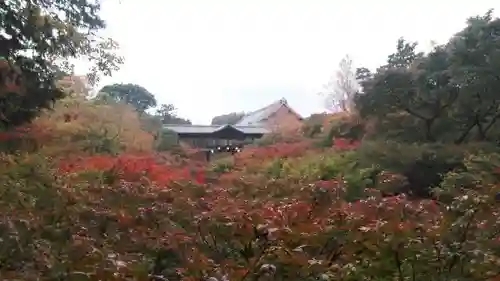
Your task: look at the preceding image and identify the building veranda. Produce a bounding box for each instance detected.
[163,124,268,160]
[162,98,303,160]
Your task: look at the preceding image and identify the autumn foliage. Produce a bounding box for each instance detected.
[2,12,500,279]
[0,102,499,281]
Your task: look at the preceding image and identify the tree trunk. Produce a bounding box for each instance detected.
[424,119,435,142]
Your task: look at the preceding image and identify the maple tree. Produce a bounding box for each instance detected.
[1,134,498,280]
[34,83,155,156]
[0,9,499,281]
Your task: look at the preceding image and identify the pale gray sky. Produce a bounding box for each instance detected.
[76,0,500,124]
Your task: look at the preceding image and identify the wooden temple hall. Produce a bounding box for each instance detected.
[162,98,303,158]
[162,124,269,150]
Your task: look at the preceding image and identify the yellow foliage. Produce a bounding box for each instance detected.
[56,75,90,98]
[33,94,154,156]
[322,112,353,127]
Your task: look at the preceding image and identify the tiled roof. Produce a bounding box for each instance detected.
[163,124,269,135]
[163,98,301,135]
[235,98,302,126]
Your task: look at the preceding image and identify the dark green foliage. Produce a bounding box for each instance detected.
[155,129,180,151]
[155,104,191,125]
[318,125,336,148]
[401,155,465,198]
[98,83,157,113]
[151,105,191,152]
[353,141,499,198]
[0,0,122,129]
[211,160,235,174]
[150,248,183,281]
[0,62,64,129]
[330,119,364,141]
[137,105,191,152]
[348,10,500,199]
[266,158,286,179]
[355,10,500,144]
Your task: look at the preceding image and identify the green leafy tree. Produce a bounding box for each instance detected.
[355,10,500,143]
[356,39,458,142]
[351,10,500,197]
[97,83,157,113]
[156,103,191,125]
[0,0,122,129]
[211,112,245,125]
[448,9,500,143]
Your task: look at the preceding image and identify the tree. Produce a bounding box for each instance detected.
[447,10,500,142]
[0,0,122,130]
[322,55,359,113]
[97,83,157,113]
[355,11,500,143]
[34,92,155,155]
[211,112,245,125]
[56,76,91,98]
[354,38,455,142]
[155,103,191,125]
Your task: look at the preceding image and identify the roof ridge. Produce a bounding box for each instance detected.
[242,102,274,116]
[162,124,219,127]
[235,99,287,126]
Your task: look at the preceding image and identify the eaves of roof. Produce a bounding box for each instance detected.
[163,124,269,135]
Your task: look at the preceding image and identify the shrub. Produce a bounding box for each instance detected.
[1,123,500,281]
[31,96,155,156]
[353,141,475,197]
[302,122,322,138]
[210,158,235,174]
[155,129,180,151]
[323,113,366,140]
[2,9,497,280]
[302,113,328,138]
[255,128,305,146]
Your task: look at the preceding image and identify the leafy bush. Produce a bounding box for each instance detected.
[302,122,322,138]
[354,141,476,197]
[255,128,305,146]
[210,158,235,174]
[155,129,180,151]
[1,147,499,280]
[31,95,155,156]
[1,110,499,281]
[302,113,328,138]
[2,8,500,281]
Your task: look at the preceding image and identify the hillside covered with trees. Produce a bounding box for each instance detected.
[0,1,499,280]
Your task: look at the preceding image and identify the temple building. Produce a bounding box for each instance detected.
[163,98,303,151]
[162,124,268,148]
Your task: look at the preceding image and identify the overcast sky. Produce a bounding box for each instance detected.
[77,0,500,124]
